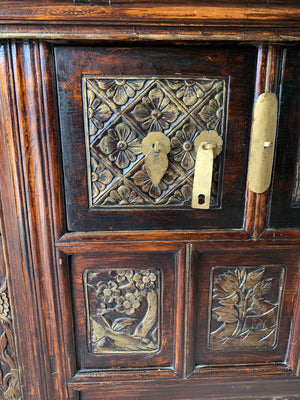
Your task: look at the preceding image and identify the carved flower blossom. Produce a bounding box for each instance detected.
[96,281,121,305]
[132,166,178,199]
[167,184,192,205]
[133,270,157,291]
[167,79,215,106]
[199,92,223,130]
[103,185,144,206]
[0,292,9,318]
[91,158,114,199]
[171,123,200,170]
[100,123,142,169]
[115,270,134,286]
[97,79,145,106]
[116,293,141,315]
[133,88,179,132]
[87,89,112,136]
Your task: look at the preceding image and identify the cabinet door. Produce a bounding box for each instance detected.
[55,44,256,231]
[270,47,300,228]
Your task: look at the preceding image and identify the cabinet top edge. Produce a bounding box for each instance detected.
[0,4,299,41]
[0,3,299,24]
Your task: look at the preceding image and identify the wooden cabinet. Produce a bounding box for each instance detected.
[0,3,299,399]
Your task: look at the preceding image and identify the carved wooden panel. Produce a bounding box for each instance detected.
[84,77,226,208]
[71,249,184,373]
[0,239,21,400]
[193,250,300,371]
[208,265,285,350]
[85,268,160,354]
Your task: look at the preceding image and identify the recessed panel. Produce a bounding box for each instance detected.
[192,249,299,370]
[71,250,183,372]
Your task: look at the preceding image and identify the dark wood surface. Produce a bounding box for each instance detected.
[55,44,255,231]
[0,2,299,399]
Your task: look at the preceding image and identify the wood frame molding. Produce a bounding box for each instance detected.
[0,3,299,41]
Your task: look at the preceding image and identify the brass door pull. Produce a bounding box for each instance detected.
[192,130,223,209]
[247,92,278,194]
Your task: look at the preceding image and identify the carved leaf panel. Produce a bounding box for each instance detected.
[208,265,285,350]
[83,77,227,208]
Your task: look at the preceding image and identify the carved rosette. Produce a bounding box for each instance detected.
[0,279,22,400]
[208,265,285,350]
[84,77,227,208]
[85,268,160,354]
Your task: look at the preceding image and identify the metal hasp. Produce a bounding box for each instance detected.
[142,132,171,187]
[192,130,223,209]
[248,92,278,194]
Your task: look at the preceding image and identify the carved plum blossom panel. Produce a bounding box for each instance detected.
[208,265,285,350]
[83,76,227,207]
[85,268,160,354]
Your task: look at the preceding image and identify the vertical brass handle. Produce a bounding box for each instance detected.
[247,92,278,194]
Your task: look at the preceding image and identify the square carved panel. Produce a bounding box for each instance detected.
[55,45,256,230]
[84,77,226,208]
[208,265,285,350]
[85,268,161,354]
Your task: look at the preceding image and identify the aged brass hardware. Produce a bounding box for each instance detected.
[192,130,223,209]
[142,132,171,186]
[248,92,278,194]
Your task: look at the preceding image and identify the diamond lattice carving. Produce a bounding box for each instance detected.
[83,77,227,207]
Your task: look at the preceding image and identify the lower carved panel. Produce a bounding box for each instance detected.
[85,268,160,354]
[0,278,21,400]
[208,265,285,350]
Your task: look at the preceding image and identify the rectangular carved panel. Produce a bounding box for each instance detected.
[208,265,285,350]
[193,250,299,370]
[71,249,184,373]
[84,77,226,208]
[85,268,160,354]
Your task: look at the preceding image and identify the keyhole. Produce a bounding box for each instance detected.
[198,194,205,205]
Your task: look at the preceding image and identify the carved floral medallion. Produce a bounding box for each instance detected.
[83,77,227,208]
[208,265,285,350]
[85,268,160,354]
